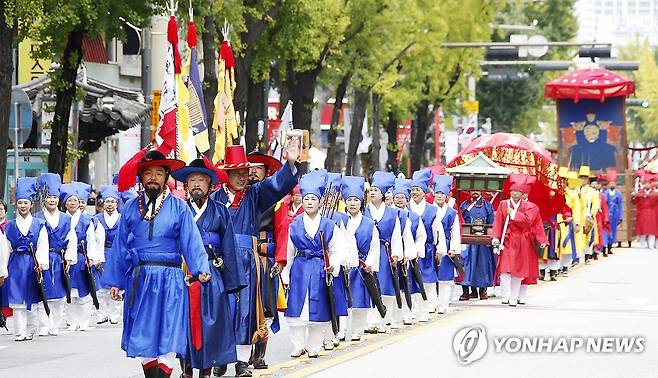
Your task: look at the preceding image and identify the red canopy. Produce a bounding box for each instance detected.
[544,68,635,103]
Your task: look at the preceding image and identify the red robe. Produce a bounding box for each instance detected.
[632,189,657,236]
[492,199,548,283]
[273,196,304,265]
[596,192,610,248]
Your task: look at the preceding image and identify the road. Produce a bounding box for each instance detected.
[2,246,656,378]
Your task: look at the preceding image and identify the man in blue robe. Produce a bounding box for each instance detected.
[103,150,211,378]
[604,170,623,254]
[210,144,299,377]
[172,158,247,378]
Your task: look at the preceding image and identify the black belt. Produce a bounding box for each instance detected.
[128,260,181,308]
[295,251,323,259]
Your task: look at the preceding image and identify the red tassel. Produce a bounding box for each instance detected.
[118,149,147,192]
[189,281,203,350]
[187,21,198,48]
[168,16,182,74]
[219,40,235,70]
[202,155,228,184]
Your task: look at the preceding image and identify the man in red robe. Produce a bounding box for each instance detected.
[632,175,656,249]
[492,173,548,307]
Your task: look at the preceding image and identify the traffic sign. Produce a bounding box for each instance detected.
[9,88,33,146]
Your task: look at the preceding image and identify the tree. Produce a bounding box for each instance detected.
[29,0,162,175]
[634,41,658,144]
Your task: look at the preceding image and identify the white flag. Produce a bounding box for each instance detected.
[357,111,371,154]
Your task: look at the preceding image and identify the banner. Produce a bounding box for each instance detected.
[557,97,626,174]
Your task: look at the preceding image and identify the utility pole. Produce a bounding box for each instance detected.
[140,26,152,148]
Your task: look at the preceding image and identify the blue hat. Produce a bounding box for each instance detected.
[393,178,412,198]
[300,169,328,199]
[38,173,62,197]
[170,158,219,185]
[341,176,365,202]
[100,185,121,202]
[16,177,38,201]
[60,183,80,203]
[121,188,138,204]
[74,182,92,202]
[327,172,342,190]
[434,175,454,195]
[112,173,119,185]
[370,171,395,194]
[411,169,432,193]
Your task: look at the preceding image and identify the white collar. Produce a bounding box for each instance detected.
[409,198,426,215]
[16,213,33,236]
[69,209,81,229]
[223,184,236,208]
[43,209,60,228]
[347,212,363,233]
[435,202,449,219]
[508,199,521,219]
[190,200,208,222]
[367,202,386,222]
[292,202,302,213]
[302,212,322,237]
[103,211,119,228]
[143,189,170,216]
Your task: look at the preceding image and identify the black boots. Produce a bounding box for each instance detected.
[608,244,614,255]
[235,361,253,377]
[539,269,546,281]
[252,338,269,370]
[142,361,172,378]
[212,365,227,377]
[549,270,557,281]
[561,266,569,276]
[179,359,192,378]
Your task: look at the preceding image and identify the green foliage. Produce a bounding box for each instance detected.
[632,42,658,144]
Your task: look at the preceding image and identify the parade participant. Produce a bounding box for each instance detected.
[593,178,610,257]
[94,185,123,325]
[0,200,7,231]
[103,149,211,378]
[282,170,343,358]
[3,178,49,341]
[652,178,658,248]
[364,171,404,332]
[578,166,600,263]
[392,178,426,323]
[171,158,246,378]
[273,185,303,270]
[492,174,547,307]
[341,176,380,340]
[604,170,622,255]
[560,170,581,275]
[34,173,77,336]
[434,176,460,314]
[458,190,495,300]
[384,190,394,207]
[211,144,299,377]
[408,169,440,314]
[246,151,285,369]
[545,168,574,281]
[632,176,655,249]
[61,182,102,332]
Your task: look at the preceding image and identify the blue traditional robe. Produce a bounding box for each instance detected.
[364,206,400,297]
[185,198,247,368]
[4,217,47,310]
[327,210,350,315]
[101,192,210,358]
[459,199,495,288]
[347,215,378,309]
[70,213,100,297]
[438,206,459,281]
[413,203,439,284]
[95,212,120,289]
[396,209,423,295]
[285,216,338,322]
[35,211,72,300]
[604,188,623,245]
[210,162,298,345]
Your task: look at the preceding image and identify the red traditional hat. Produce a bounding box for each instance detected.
[117,147,185,192]
[292,185,301,196]
[217,145,259,170]
[247,151,283,177]
[509,173,535,194]
[605,168,618,183]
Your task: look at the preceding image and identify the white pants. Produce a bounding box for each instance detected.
[539,260,560,271]
[288,317,326,354]
[437,281,454,312]
[519,285,528,302]
[648,235,657,249]
[12,306,39,336]
[67,295,92,330]
[412,294,427,321]
[367,296,400,330]
[500,273,523,305]
[560,254,572,268]
[38,298,65,334]
[141,352,177,368]
[348,308,368,338]
[98,288,122,322]
[423,283,438,313]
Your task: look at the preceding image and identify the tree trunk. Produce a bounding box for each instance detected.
[325,71,351,172]
[202,15,217,158]
[385,112,399,173]
[0,0,14,197]
[369,92,381,171]
[48,28,84,175]
[286,64,319,134]
[345,89,368,175]
[410,100,432,172]
[244,78,266,152]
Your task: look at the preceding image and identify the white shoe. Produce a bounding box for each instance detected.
[109,317,120,324]
[96,316,109,324]
[38,328,49,337]
[48,329,59,336]
[323,341,334,351]
[290,348,306,358]
[79,326,92,332]
[389,323,401,330]
[67,325,78,332]
[418,315,429,322]
[14,334,28,341]
[351,335,361,341]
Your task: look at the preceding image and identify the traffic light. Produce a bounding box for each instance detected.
[578,46,611,60]
[485,47,519,60]
[626,99,650,108]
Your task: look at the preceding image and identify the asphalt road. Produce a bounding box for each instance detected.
[1,245,656,378]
